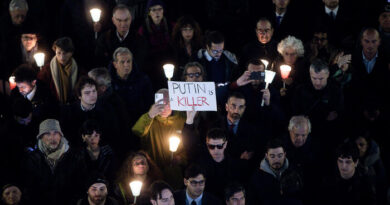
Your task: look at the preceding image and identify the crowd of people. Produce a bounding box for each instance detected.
[0,0,390,204]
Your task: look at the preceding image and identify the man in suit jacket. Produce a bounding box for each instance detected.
[174,164,221,205]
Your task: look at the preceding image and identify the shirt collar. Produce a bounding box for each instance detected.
[325,6,339,16]
[80,103,95,112]
[275,11,285,17]
[186,191,203,205]
[362,50,378,61]
[227,117,239,126]
[26,85,37,101]
[204,50,213,62]
[116,30,129,42]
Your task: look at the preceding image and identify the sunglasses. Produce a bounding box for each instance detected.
[207,142,225,150]
[186,72,201,78]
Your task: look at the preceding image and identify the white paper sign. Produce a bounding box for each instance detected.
[168,81,217,111]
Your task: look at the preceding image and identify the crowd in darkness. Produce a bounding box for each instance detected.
[1,0,390,204]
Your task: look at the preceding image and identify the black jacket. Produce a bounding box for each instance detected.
[174,190,222,205]
[21,147,87,205]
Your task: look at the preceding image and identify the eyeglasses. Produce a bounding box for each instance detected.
[188,180,205,186]
[207,142,225,150]
[181,27,193,31]
[211,49,223,55]
[133,161,147,166]
[186,72,201,78]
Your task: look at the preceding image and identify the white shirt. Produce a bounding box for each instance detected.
[26,85,37,101]
[186,191,203,205]
[325,6,339,17]
[116,30,129,42]
[275,11,286,24]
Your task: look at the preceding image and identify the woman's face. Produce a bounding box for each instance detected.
[132,156,149,176]
[2,186,21,205]
[181,25,194,42]
[55,47,72,66]
[82,130,101,150]
[355,137,368,157]
[282,47,298,66]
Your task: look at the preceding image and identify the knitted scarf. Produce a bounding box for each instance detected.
[38,137,70,172]
[49,57,78,104]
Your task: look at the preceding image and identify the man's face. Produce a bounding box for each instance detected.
[16,80,35,96]
[313,32,328,49]
[149,5,164,24]
[323,0,339,9]
[41,131,62,151]
[132,155,149,175]
[55,47,73,66]
[2,186,22,205]
[206,42,224,60]
[185,66,203,82]
[114,53,133,79]
[21,34,37,51]
[184,174,205,199]
[10,9,27,25]
[226,191,245,205]
[355,137,368,157]
[159,92,172,118]
[112,9,131,34]
[337,157,357,179]
[79,84,98,107]
[361,31,381,57]
[273,0,290,10]
[82,130,100,150]
[310,69,329,90]
[151,189,174,205]
[181,26,194,42]
[225,97,246,123]
[88,183,108,204]
[265,147,286,170]
[256,20,273,44]
[247,63,265,86]
[207,138,227,163]
[379,12,390,31]
[282,47,298,66]
[289,125,309,148]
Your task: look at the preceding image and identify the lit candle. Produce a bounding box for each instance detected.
[129,180,143,204]
[260,59,269,69]
[261,70,276,106]
[9,76,16,90]
[163,64,174,81]
[34,52,45,69]
[90,8,102,39]
[169,136,181,152]
[280,65,292,88]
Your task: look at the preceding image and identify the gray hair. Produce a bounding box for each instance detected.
[113,47,133,62]
[88,67,112,88]
[182,61,206,80]
[9,0,28,11]
[277,35,305,57]
[288,115,311,133]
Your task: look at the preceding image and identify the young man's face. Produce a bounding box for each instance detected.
[87,183,108,204]
[289,125,309,148]
[79,84,98,107]
[16,80,36,96]
[310,69,329,90]
[337,157,358,179]
[207,138,227,163]
[265,147,286,170]
[206,42,224,60]
[55,47,73,66]
[226,191,245,205]
[184,174,205,199]
[151,189,174,205]
[82,130,100,150]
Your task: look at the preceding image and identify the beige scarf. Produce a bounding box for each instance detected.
[50,57,78,103]
[38,137,70,172]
